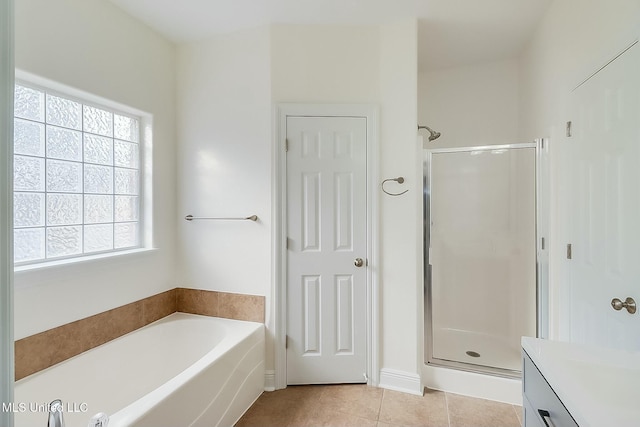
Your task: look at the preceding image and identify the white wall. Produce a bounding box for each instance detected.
[519,0,640,340]
[176,27,273,368]
[14,0,177,339]
[417,57,524,401]
[378,21,421,385]
[178,21,422,388]
[273,21,421,386]
[176,27,272,296]
[519,0,640,142]
[271,25,380,103]
[418,59,520,148]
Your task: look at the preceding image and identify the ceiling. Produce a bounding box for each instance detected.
[108,0,553,71]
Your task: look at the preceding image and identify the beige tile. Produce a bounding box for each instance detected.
[15,299,147,380]
[15,331,55,380]
[261,391,377,427]
[319,384,383,421]
[97,300,145,344]
[285,395,332,427]
[513,405,523,426]
[235,394,295,427]
[79,310,115,349]
[143,289,177,324]
[446,393,521,427]
[237,387,329,427]
[268,385,328,403]
[111,300,146,337]
[16,289,181,381]
[177,287,219,316]
[239,386,332,427]
[295,409,378,427]
[218,291,265,322]
[76,301,141,354]
[379,388,449,427]
[49,321,88,361]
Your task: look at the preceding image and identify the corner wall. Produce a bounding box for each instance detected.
[418,59,520,148]
[176,27,272,297]
[14,0,177,339]
[378,21,422,392]
[519,0,640,340]
[176,26,273,368]
[178,21,422,391]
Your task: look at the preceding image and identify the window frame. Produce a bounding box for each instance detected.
[13,73,151,268]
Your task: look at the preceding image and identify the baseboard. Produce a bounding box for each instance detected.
[422,364,522,405]
[264,370,276,391]
[378,368,423,396]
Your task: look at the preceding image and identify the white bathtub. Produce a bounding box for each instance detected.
[14,313,265,427]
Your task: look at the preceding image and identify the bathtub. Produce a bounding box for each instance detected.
[14,313,265,427]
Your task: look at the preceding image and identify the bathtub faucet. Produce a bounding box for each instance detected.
[47,400,64,427]
[88,412,110,427]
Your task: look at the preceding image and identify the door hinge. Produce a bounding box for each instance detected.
[285,138,289,152]
[566,243,572,260]
[541,237,546,250]
[285,335,289,349]
[566,121,572,137]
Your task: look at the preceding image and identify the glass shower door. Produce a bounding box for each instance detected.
[426,145,537,374]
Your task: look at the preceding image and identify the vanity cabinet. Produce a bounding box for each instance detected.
[522,351,578,427]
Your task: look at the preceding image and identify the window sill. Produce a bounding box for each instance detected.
[14,247,158,274]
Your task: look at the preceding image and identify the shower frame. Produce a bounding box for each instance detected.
[423,141,545,378]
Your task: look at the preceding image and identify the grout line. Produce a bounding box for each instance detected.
[512,404,523,427]
[444,392,451,427]
[377,388,385,422]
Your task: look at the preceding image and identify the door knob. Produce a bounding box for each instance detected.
[354,258,364,267]
[611,297,636,314]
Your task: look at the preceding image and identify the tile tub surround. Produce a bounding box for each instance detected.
[15,288,265,380]
[177,288,265,322]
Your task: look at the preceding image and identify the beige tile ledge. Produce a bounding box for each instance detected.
[15,288,265,380]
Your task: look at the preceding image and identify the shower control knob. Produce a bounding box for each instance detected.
[611,297,636,314]
[354,258,365,267]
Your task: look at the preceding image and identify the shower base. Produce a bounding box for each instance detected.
[431,327,521,373]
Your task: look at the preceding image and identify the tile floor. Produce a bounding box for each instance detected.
[236,384,523,427]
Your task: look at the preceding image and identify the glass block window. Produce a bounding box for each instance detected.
[13,83,141,264]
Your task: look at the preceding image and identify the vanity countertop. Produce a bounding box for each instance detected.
[522,337,640,427]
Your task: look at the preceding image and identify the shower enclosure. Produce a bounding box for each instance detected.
[424,143,538,376]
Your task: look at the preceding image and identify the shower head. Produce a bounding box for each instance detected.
[418,125,441,142]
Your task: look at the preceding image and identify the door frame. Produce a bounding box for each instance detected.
[273,104,380,389]
[1,0,14,425]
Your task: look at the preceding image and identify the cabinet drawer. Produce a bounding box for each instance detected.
[523,395,545,427]
[523,352,579,427]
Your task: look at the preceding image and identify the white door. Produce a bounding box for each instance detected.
[569,42,640,351]
[286,116,368,384]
